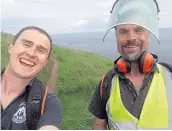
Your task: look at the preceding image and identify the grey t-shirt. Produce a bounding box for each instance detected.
[1,87,62,130]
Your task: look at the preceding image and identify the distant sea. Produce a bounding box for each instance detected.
[52,29,172,65]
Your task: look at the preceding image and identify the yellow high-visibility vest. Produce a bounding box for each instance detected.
[106,64,172,129]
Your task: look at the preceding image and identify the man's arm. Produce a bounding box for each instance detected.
[39,125,59,130]
[93,117,106,130]
[37,93,62,130]
[88,81,107,130]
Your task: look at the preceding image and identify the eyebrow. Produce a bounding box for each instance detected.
[118,26,145,32]
[119,28,128,31]
[21,39,34,44]
[118,28,129,32]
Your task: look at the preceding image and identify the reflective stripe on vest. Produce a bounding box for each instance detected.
[106,64,172,129]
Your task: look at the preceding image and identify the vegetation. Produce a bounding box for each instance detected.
[1,32,113,129]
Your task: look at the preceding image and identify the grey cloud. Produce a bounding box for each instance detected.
[1,0,172,34]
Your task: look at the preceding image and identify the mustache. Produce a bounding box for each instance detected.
[122,40,142,47]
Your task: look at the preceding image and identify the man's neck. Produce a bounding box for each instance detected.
[125,61,146,78]
[1,66,32,95]
[130,62,141,76]
[125,61,146,90]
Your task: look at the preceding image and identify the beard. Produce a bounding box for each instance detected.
[121,40,143,61]
[122,52,142,61]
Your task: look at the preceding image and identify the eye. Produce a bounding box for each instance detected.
[119,29,128,35]
[23,43,30,48]
[135,27,144,33]
[37,49,45,54]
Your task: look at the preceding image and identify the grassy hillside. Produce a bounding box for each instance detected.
[1,33,113,129]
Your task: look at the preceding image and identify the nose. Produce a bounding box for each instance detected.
[26,48,36,57]
[127,31,137,42]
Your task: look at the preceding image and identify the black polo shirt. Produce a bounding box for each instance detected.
[88,64,158,120]
[1,70,62,130]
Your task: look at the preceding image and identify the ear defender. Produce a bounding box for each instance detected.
[114,51,155,74]
[139,51,155,73]
[115,57,131,73]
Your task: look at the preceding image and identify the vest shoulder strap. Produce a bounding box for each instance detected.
[26,78,48,130]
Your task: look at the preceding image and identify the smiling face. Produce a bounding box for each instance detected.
[8,29,51,79]
[116,24,150,61]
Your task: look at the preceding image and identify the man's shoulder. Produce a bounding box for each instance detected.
[103,67,116,79]
[45,92,62,107]
[46,92,61,103]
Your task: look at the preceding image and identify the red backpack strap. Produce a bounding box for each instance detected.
[99,68,116,100]
[100,74,108,99]
[41,85,48,116]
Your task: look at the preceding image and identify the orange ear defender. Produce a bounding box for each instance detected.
[115,57,131,73]
[114,51,157,73]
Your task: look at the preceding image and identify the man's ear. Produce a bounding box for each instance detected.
[8,41,14,54]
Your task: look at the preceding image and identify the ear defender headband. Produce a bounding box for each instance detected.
[114,51,158,74]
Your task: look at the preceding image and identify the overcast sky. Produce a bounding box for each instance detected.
[1,0,172,35]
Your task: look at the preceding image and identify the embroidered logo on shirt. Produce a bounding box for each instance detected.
[12,102,26,123]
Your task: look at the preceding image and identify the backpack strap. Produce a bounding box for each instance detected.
[159,62,172,73]
[26,78,48,130]
[100,68,116,102]
[41,85,48,116]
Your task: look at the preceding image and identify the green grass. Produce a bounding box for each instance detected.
[58,91,93,129]
[1,33,13,68]
[53,45,113,94]
[1,32,113,129]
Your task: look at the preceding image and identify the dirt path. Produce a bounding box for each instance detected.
[47,56,58,93]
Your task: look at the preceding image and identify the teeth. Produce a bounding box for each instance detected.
[126,46,138,48]
[20,58,35,66]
